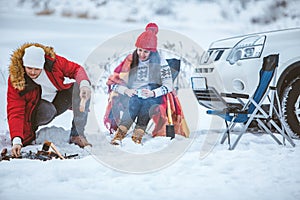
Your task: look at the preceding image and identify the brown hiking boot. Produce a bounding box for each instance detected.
[111,125,128,145]
[69,135,92,148]
[131,128,145,144]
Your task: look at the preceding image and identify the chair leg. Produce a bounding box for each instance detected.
[281,123,296,147]
[226,121,231,146]
[220,120,236,145]
[256,88,295,147]
[220,121,229,144]
[221,119,238,149]
[230,129,246,150]
[230,112,257,150]
[273,90,296,147]
[256,119,282,145]
[270,119,295,147]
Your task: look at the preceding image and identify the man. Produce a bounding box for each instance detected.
[7,43,92,157]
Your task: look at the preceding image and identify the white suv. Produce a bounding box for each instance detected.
[191,28,300,137]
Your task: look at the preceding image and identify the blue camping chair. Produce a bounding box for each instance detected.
[207,54,295,150]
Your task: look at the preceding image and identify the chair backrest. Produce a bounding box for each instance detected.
[248,54,279,114]
[166,58,180,81]
[209,54,279,123]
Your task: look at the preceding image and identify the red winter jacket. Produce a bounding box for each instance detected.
[7,43,90,146]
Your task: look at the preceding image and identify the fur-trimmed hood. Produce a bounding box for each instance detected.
[9,43,56,91]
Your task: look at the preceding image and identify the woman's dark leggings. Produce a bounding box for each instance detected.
[120,95,162,131]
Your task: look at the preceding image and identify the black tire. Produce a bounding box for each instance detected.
[282,78,300,138]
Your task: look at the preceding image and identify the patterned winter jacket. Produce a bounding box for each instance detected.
[7,43,90,146]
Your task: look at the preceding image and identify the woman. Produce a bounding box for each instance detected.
[105,23,173,145]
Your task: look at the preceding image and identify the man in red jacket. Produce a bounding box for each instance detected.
[7,43,92,157]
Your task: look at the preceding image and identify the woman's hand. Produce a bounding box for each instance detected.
[124,89,137,97]
[139,89,155,98]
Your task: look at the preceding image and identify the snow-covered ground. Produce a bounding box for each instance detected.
[0,0,300,200]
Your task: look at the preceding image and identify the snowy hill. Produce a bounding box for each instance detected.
[0,0,300,200]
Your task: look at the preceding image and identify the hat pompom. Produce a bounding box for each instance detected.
[145,23,158,35]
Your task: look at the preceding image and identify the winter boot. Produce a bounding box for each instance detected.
[111,125,128,145]
[69,135,92,148]
[131,128,145,144]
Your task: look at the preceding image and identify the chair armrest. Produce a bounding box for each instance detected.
[221,92,249,99]
[207,110,225,115]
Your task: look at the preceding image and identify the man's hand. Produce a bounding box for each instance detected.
[79,86,91,112]
[80,86,91,100]
[124,89,137,97]
[11,144,22,157]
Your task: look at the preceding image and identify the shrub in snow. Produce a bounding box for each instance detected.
[219,0,300,25]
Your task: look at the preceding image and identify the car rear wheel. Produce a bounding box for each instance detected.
[282,78,300,138]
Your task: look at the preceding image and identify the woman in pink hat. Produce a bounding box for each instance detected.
[104,23,174,145]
